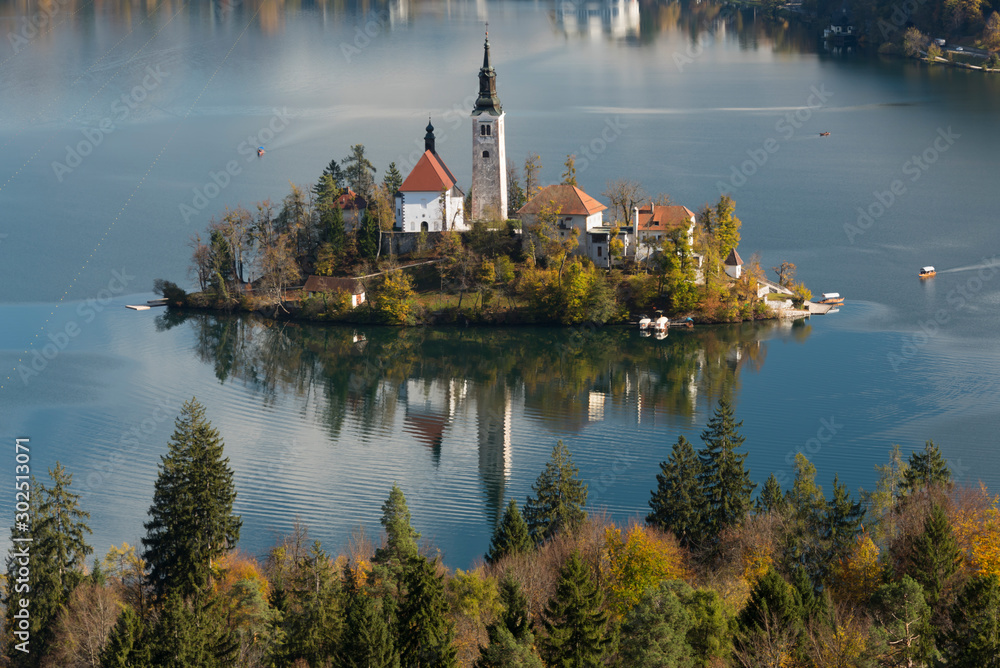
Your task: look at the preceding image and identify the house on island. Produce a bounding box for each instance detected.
[517,184,620,265]
[724,248,743,279]
[394,120,467,233]
[337,190,368,233]
[631,204,700,266]
[302,276,366,308]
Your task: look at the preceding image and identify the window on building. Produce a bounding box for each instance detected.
[480,124,491,136]
[597,246,603,257]
[483,151,489,158]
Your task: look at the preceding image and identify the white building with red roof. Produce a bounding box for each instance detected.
[518,184,620,264]
[631,203,698,263]
[394,120,467,233]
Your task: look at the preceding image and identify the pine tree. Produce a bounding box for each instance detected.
[279,541,343,665]
[909,501,962,611]
[342,144,377,198]
[523,441,589,544]
[697,399,755,545]
[357,209,380,262]
[148,592,238,668]
[540,550,609,667]
[475,625,544,668]
[398,555,458,667]
[736,569,804,641]
[618,580,694,668]
[316,158,346,195]
[374,483,420,566]
[383,162,403,195]
[5,464,91,666]
[945,575,1000,668]
[647,435,703,547]
[485,499,533,564]
[142,398,242,598]
[901,440,952,496]
[823,474,865,569]
[756,473,786,515]
[871,576,938,666]
[99,605,150,667]
[339,563,400,668]
[561,154,578,186]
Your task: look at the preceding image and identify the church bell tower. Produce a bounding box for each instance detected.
[471,31,507,222]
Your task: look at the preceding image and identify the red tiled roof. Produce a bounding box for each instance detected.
[724,249,744,266]
[399,150,457,193]
[636,204,696,232]
[336,190,367,210]
[517,184,607,217]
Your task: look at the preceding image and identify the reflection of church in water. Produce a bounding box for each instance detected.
[399,378,514,525]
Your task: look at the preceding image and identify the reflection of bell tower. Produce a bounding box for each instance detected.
[477,382,512,525]
[471,31,507,221]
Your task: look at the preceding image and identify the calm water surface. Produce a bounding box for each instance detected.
[2,0,999,566]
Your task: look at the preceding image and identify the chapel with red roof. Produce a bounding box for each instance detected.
[393,119,467,233]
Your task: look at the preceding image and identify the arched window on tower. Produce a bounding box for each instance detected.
[480,124,492,136]
[482,151,490,158]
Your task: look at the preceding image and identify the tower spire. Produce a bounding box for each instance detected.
[473,28,502,117]
[424,117,435,153]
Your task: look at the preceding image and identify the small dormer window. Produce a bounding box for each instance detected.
[480,124,491,136]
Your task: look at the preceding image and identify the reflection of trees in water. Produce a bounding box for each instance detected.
[160,312,810,522]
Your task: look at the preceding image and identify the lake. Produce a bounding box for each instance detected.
[2,0,999,567]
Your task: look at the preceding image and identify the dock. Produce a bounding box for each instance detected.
[126,298,169,311]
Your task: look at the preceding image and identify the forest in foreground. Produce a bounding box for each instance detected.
[4,398,998,668]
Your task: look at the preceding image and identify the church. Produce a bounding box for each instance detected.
[394,32,508,231]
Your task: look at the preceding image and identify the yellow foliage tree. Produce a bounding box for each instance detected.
[603,523,687,619]
[830,533,883,606]
[953,486,1000,578]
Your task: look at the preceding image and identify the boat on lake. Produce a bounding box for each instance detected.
[820,132,831,136]
[817,292,844,305]
[919,266,936,278]
[638,315,651,330]
[653,312,669,331]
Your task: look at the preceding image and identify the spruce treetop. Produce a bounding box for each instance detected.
[524,441,588,544]
[374,483,420,566]
[485,499,532,564]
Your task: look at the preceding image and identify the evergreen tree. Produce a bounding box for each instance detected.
[142,398,242,598]
[99,604,151,668]
[783,453,826,587]
[683,588,733,668]
[374,483,420,566]
[357,209,380,262]
[871,575,938,667]
[475,625,544,668]
[279,541,343,666]
[383,162,403,195]
[756,473,786,515]
[790,564,825,623]
[496,574,532,641]
[507,161,526,218]
[736,569,804,648]
[315,158,346,195]
[823,474,865,570]
[485,499,532,564]
[945,575,1000,668]
[398,555,458,667]
[540,550,609,667]
[148,592,238,668]
[523,441,589,544]
[909,501,962,611]
[561,154,578,186]
[339,563,400,668]
[342,144,377,198]
[901,440,952,495]
[711,195,741,259]
[696,399,755,545]
[647,435,703,547]
[5,464,91,666]
[619,580,694,668]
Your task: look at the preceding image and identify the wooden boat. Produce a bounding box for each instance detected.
[919,266,936,278]
[257,146,265,157]
[638,315,651,330]
[653,314,669,331]
[817,292,844,305]
[820,132,831,136]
